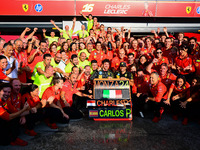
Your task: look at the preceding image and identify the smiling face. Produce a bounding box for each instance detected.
[15,40,23,52]
[4,45,13,57]
[80,52,86,62]
[103,62,110,71]
[150,73,158,85]
[0,89,4,100]
[44,56,52,66]
[2,87,11,101]
[12,79,21,94]
[0,58,7,69]
[70,73,77,85]
[160,65,168,75]
[30,88,39,98]
[139,56,147,64]
[156,49,163,58]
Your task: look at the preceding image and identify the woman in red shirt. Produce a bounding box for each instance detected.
[49,43,57,57]
[137,55,150,72]
[167,75,190,120]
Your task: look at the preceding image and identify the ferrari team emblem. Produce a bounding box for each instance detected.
[22,4,28,12]
[186,6,191,14]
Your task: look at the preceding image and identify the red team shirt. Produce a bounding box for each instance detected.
[174,55,195,75]
[149,81,168,102]
[42,86,61,107]
[89,50,106,67]
[0,98,18,121]
[21,93,41,108]
[10,93,22,111]
[61,80,79,107]
[0,68,7,80]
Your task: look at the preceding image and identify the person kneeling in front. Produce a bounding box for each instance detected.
[145,72,169,123]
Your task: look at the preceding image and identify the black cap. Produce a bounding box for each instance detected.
[120,62,126,67]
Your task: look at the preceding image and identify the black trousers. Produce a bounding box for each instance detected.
[132,94,147,114]
[63,107,83,119]
[132,93,168,117]
[43,107,69,124]
[170,93,186,115]
[25,108,45,130]
[182,101,200,119]
[0,118,20,145]
[72,94,90,110]
[145,99,168,117]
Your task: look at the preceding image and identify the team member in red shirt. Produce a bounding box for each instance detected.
[77,65,91,91]
[69,42,79,58]
[127,53,136,72]
[137,55,150,72]
[10,79,23,111]
[28,40,48,74]
[129,40,139,59]
[173,45,195,81]
[189,37,199,59]
[146,48,169,73]
[159,63,177,89]
[166,75,190,120]
[0,83,29,146]
[13,39,30,83]
[111,48,128,71]
[162,37,173,58]
[61,73,92,119]
[145,72,168,123]
[143,37,155,55]
[42,77,69,129]
[131,69,149,117]
[88,42,106,67]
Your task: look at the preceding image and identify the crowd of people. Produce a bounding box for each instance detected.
[0,12,200,146]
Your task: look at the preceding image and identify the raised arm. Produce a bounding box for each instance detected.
[151,30,159,38]
[163,27,169,37]
[26,28,38,40]
[42,28,47,38]
[127,28,131,40]
[71,17,76,31]
[80,11,88,20]
[50,20,61,31]
[20,27,31,39]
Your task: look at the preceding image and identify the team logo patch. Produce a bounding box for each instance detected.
[186,6,191,14]
[35,4,43,12]
[22,4,28,12]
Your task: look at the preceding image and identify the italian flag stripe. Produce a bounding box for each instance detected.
[103,90,122,99]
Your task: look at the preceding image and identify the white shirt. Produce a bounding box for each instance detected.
[4,55,18,78]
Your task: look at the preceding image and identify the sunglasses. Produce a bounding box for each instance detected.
[157,51,162,54]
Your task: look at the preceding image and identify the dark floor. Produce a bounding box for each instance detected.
[1,113,200,150]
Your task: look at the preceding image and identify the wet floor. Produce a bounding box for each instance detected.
[1,114,200,150]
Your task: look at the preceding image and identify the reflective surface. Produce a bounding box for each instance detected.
[1,114,200,150]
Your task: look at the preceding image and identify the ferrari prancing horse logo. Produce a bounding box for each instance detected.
[22,4,28,12]
[186,6,191,14]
